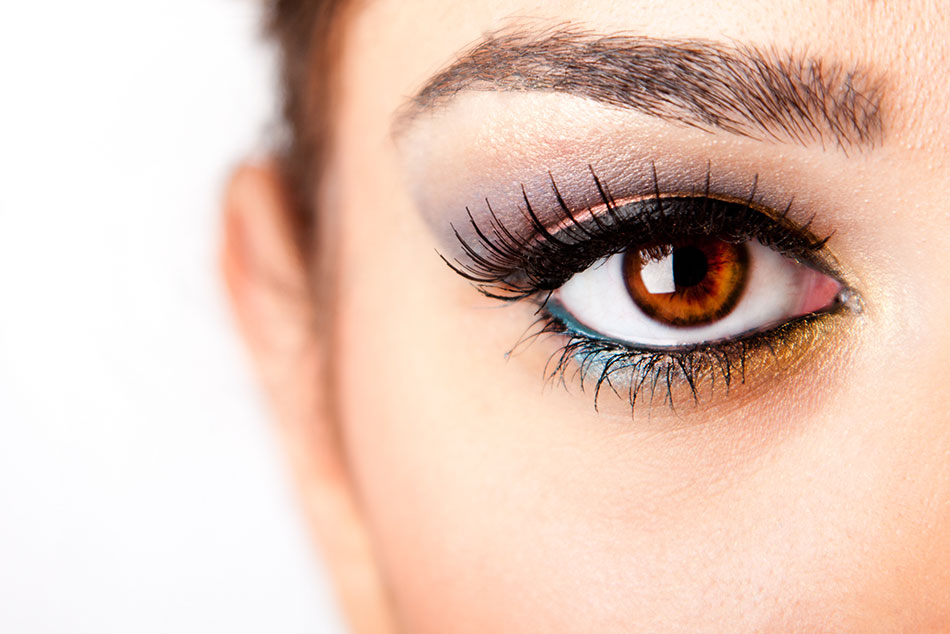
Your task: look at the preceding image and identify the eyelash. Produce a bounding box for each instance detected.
[515,306,835,413]
[441,164,847,413]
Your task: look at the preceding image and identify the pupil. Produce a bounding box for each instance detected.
[672,245,708,288]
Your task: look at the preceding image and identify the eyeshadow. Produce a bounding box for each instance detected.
[395,91,840,264]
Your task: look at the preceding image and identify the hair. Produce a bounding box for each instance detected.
[266,0,349,255]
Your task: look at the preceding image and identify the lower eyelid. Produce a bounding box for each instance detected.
[531,302,849,415]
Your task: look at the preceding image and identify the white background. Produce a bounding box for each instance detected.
[0,2,343,632]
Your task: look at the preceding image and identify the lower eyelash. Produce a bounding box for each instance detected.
[516,303,843,416]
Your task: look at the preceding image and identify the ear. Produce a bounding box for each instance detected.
[221,163,396,634]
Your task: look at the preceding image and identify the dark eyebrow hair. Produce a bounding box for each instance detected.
[396,28,886,150]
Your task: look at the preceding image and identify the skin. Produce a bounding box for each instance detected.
[223,1,950,632]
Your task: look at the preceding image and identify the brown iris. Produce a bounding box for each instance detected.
[622,237,749,327]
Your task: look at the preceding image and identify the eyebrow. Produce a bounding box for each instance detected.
[396,28,885,150]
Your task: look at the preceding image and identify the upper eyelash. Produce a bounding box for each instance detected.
[441,163,834,302]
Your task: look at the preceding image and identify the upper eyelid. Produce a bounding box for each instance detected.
[393,26,888,152]
[467,169,824,253]
[442,171,843,302]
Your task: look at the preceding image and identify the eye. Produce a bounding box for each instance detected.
[553,235,843,348]
[440,169,858,411]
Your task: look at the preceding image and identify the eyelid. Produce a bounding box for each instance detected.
[543,189,836,270]
[442,171,844,304]
[597,194,840,280]
[530,301,849,414]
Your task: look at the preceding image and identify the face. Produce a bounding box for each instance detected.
[226,1,950,632]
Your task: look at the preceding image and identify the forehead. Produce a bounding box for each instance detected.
[339,0,949,157]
